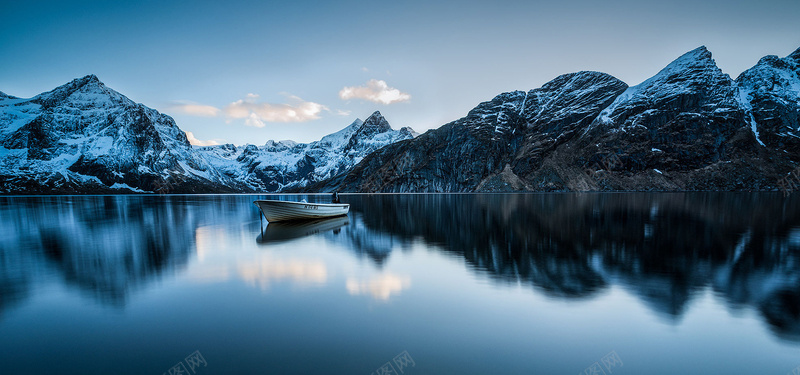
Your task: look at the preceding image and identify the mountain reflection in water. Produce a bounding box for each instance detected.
[339,193,800,341]
[1,193,799,344]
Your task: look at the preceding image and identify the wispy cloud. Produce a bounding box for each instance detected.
[225,94,327,126]
[185,131,221,146]
[339,79,411,105]
[168,101,221,117]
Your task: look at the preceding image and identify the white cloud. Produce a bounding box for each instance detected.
[185,131,221,146]
[339,79,411,105]
[335,109,352,116]
[225,94,327,125]
[168,101,221,117]
[245,113,265,128]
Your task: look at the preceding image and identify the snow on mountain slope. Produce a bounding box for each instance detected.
[734,47,800,149]
[318,45,800,193]
[0,75,241,193]
[197,111,417,192]
[314,71,627,193]
[595,46,736,127]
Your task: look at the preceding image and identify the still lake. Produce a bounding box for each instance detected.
[1,193,799,374]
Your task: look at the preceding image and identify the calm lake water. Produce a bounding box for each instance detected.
[1,193,799,375]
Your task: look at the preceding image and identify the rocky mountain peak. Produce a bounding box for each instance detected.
[351,110,392,141]
[736,49,800,95]
[53,74,105,94]
[32,74,129,109]
[645,46,730,87]
[79,74,102,84]
[399,126,419,138]
[595,46,734,126]
[789,46,800,61]
[360,111,391,131]
[523,71,627,134]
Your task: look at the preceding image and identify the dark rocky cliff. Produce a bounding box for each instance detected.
[315,46,800,192]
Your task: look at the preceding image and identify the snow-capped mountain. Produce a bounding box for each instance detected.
[315,45,800,192]
[595,46,737,127]
[3,45,798,194]
[197,111,417,192]
[0,77,415,194]
[0,75,243,193]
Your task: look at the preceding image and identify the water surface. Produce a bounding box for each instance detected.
[1,193,799,374]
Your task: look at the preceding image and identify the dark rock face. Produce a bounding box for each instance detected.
[322,71,628,192]
[347,111,392,148]
[319,46,800,192]
[735,50,800,156]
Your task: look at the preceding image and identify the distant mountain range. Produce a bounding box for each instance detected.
[0,76,414,193]
[197,111,416,192]
[1,45,798,194]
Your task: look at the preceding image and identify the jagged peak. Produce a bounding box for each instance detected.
[539,71,627,93]
[618,46,731,94]
[79,74,101,84]
[789,46,800,61]
[58,74,106,91]
[756,55,781,65]
[363,110,387,124]
[544,70,622,84]
[647,46,724,81]
[0,91,18,100]
[358,110,391,133]
[399,126,419,138]
[747,54,796,73]
[32,74,127,108]
[735,46,800,85]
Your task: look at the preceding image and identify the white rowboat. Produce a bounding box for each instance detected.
[254,199,350,222]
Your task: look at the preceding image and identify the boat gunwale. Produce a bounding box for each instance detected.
[254,199,350,208]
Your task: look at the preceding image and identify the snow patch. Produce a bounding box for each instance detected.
[110,182,147,193]
[736,87,766,147]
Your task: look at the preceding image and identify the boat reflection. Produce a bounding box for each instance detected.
[257,216,350,244]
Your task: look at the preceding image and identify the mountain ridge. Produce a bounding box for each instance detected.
[0,77,415,193]
[2,45,799,194]
[310,45,800,193]
[197,110,416,192]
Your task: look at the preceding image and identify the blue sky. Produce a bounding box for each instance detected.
[1,0,798,145]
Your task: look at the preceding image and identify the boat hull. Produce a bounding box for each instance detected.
[254,200,350,222]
